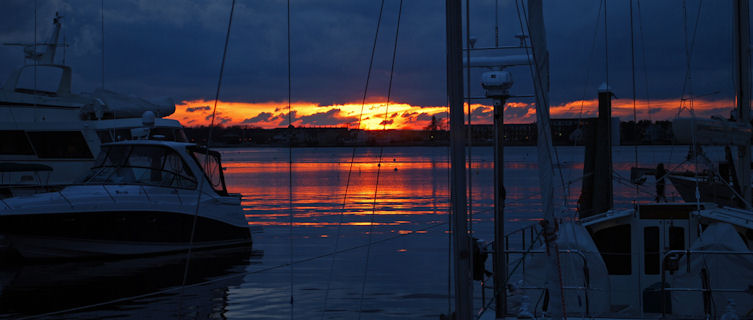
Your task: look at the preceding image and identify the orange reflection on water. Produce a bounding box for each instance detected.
[247,221,411,227]
[225,161,450,172]
[227,154,450,230]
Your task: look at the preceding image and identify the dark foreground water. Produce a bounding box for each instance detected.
[0,145,723,319]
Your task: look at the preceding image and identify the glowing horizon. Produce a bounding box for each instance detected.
[168,97,735,130]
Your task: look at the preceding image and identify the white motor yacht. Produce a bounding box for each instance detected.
[1,13,188,197]
[0,138,251,259]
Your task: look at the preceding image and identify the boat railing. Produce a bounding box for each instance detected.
[659,249,753,317]
[478,223,541,317]
[515,249,592,316]
[55,184,196,208]
[135,185,192,206]
[501,222,542,277]
[480,223,597,317]
[481,245,595,318]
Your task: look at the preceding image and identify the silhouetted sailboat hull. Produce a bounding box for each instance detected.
[667,175,739,207]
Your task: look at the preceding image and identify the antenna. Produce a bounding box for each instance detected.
[3,12,65,64]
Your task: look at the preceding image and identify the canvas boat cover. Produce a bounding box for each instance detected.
[669,222,753,318]
[509,222,610,316]
[82,89,175,119]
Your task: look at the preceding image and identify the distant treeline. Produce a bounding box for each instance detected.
[184,119,675,147]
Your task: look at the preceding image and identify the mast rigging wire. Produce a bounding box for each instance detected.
[180,0,236,309]
[676,0,703,115]
[101,0,105,89]
[494,0,499,48]
[357,3,404,317]
[515,0,568,203]
[32,0,37,121]
[636,0,653,122]
[570,0,603,214]
[464,0,475,283]
[515,0,567,316]
[321,1,386,317]
[447,126,453,315]
[604,0,609,88]
[630,0,639,198]
[33,0,36,68]
[287,0,294,317]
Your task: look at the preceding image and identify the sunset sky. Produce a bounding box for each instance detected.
[0,0,743,130]
[170,97,735,130]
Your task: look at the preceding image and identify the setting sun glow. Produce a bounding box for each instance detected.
[169,98,735,130]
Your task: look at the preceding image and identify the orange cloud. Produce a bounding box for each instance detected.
[170,99,449,130]
[550,98,734,121]
[168,98,734,130]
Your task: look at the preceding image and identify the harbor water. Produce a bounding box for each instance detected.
[0,145,722,319]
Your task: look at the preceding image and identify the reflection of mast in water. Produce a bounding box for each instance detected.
[0,247,257,319]
[431,156,438,216]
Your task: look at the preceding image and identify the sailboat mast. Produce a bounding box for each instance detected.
[493,99,506,317]
[446,0,473,318]
[734,0,751,208]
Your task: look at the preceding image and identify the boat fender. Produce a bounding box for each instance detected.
[507,280,533,318]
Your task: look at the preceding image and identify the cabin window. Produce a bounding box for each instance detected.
[0,131,35,155]
[668,227,685,251]
[644,227,660,274]
[592,224,632,275]
[27,131,93,159]
[15,66,64,96]
[189,148,228,196]
[84,145,196,189]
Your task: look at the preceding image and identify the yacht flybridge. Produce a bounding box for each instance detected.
[0,139,251,259]
[0,13,187,197]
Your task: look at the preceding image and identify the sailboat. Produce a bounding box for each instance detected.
[663,117,752,208]
[448,0,753,319]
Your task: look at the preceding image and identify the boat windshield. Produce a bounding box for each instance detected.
[82,145,197,189]
[188,147,228,196]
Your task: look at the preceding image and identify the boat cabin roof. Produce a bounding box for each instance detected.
[86,140,229,195]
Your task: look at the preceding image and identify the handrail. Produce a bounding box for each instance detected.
[481,247,592,318]
[504,224,542,278]
[660,249,753,317]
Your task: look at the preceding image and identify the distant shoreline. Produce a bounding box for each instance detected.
[208,143,684,149]
[185,119,677,148]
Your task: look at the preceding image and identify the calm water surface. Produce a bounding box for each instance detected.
[0,145,721,319]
